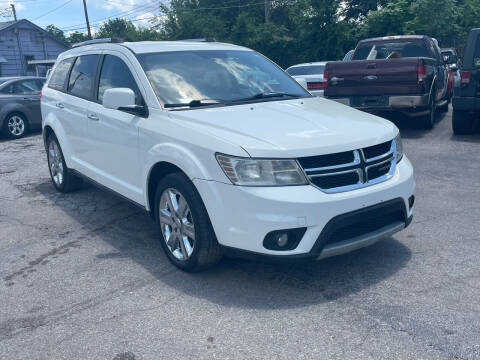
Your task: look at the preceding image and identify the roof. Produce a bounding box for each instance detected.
[287,62,327,69]
[0,20,16,31]
[66,40,248,54]
[124,41,249,54]
[0,76,46,82]
[0,19,70,48]
[359,35,428,43]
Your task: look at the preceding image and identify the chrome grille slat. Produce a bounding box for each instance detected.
[298,140,397,193]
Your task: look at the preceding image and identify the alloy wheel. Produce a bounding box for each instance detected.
[7,116,25,137]
[48,141,64,187]
[159,188,195,261]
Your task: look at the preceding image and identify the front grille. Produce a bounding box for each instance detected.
[298,140,396,193]
[363,141,392,159]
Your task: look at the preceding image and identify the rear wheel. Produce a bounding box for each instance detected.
[421,92,436,130]
[452,109,475,134]
[46,134,83,193]
[3,113,28,139]
[155,173,222,272]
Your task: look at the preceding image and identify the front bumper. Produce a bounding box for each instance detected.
[194,157,415,260]
[329,94,430,116]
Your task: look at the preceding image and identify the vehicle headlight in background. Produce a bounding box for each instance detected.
[216,154,308,186]
[395,134,403,162]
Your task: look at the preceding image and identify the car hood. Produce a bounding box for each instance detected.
[169,97,398,158]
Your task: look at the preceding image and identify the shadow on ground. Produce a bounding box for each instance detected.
[34,180,412,310]
[0,129,42,143]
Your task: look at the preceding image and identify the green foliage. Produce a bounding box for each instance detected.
[45,25,67,42]
[46,0,480,64]
[66,31,89,44]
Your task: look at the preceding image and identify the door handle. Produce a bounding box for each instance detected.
[87,113,99,121]
[55,102,64,109]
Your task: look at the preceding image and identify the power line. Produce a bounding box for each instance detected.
[31,0,75,21]
[60,2,158,31]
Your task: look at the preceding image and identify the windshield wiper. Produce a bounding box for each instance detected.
[229,92,301,103]
[164,99,224,108]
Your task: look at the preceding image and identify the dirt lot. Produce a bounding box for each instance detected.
[1,108,480,359]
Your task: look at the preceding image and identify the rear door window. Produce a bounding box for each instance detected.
[473,37,480,67]
[97,55,141,105]
[48,58,74,91]
[68,55,100,99]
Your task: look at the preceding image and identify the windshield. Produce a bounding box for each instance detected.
[353,39,432,60]
[137,50,310,107]
[287,65,325,76]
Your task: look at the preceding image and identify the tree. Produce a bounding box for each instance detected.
[66,31,89,44]
[406,0,460,46]
[45,24,66,42]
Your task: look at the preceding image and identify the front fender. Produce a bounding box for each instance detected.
[143,142,244,210]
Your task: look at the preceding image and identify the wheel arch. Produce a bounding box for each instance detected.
[43,125,54,149]
[146,161,188,214]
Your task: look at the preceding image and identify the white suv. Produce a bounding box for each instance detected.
[42,39,415,271]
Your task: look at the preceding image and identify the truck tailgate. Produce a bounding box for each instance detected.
[325,58,421,97]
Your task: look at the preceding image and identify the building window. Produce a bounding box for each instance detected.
[25,55,35,73]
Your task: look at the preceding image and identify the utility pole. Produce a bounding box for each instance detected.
[264,0,271,23]
[10,3,17,21]
[82,0,92,40]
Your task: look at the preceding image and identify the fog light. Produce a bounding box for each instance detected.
[277,233,289,247]
[263,227,307,251]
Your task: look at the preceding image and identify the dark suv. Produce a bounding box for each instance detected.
[452,29,480,134]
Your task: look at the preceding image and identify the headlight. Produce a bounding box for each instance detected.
[216,154,308,186]
[395,133,403,162]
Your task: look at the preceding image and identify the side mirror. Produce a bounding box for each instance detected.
[103,88,148,116]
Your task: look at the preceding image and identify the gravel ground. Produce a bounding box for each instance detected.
[1,108,479,360]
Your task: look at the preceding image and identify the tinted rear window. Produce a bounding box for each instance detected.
[353,39,432,60]
[48,58,74,91]
[473,38,480,67]
[287,65,325,76]
[68,55,100,99]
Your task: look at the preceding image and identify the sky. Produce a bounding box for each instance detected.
[0,0,164,34]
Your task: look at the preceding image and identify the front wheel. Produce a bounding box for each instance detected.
[452,109,475,135]
[155,173,222,272]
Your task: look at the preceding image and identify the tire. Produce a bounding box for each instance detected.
[452,109,475,135]
[46,134,83,193]
[2,112,28,139]
[438,98,449,113]
[421,91,436,130]
[154,172,222,272]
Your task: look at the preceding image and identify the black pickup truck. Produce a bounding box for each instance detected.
[324,35,450,129]
[452,28,480,134]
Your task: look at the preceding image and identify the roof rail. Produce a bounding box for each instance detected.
[177,38,216,42]
[72,38,123,48]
